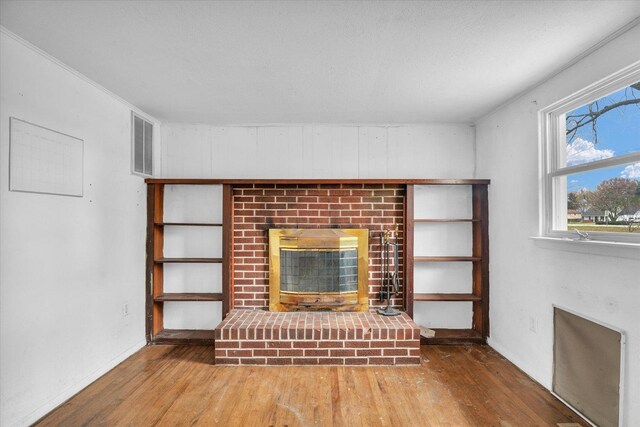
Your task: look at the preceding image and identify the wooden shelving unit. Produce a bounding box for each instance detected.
[404,182,490,345]
[145,178,488,346]
[146,183,233,345]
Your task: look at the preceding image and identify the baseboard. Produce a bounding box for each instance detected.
[487,337,551,390]
[13,339,146,427]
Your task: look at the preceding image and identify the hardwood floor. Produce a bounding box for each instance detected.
[36,345,585,426]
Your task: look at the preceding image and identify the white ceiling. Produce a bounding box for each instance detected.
[1,1,639,124]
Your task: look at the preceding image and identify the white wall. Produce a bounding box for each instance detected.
[475,25,640,425]
[0,30,156,426]
[161,123,477,328]
[161,124,475,179]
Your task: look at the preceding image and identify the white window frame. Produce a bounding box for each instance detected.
[131,111,154,177]
[539,62,640,245]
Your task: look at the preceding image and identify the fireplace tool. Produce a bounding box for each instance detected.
[378,226,401,316]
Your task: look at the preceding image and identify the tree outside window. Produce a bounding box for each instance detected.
[563,82,640,234]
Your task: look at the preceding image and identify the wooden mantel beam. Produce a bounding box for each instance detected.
[145,178,490,185]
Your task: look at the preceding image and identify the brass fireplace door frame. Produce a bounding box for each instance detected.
[268,228,369,312]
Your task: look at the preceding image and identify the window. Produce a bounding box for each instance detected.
[540,64,640,243]
[132,112,153,176]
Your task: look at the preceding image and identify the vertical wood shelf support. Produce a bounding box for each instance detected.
[404,184,415,318]
[146,183,166,343]
[152,184,165,339]
[145,184,155,343]
[472,184,490,340]
[222,184,234,318]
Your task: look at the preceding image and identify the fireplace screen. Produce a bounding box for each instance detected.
[269,229,369,311]
[280,249,358,294]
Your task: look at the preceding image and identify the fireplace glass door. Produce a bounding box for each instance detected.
[280,249,358,294]
[269,229,369,311]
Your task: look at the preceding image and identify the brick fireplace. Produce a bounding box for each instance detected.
[232,183,405,309]
[214,183,420,365]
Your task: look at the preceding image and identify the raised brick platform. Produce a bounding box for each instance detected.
[214,309,421,365]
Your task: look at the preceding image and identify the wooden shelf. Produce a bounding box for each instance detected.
[155,222,223,227]
[406,182,489,345]
[154,258,223,263]
[414,256,481,262]
[421,328,483,345]
[414,293,481,302]
[414,219,480,223]
[152,329,216,345]
[154,293,223,302]
[147,182,234,346]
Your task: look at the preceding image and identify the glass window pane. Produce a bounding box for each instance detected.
[562,83,640,168]
[554,162,640,234]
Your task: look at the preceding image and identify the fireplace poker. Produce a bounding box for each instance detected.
[378,226,401,316]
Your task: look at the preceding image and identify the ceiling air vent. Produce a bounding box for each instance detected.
[132,112,153,176]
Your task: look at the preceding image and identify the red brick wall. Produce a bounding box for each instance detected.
[232,184,405,310]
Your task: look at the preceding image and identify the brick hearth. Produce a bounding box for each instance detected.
[214,310,420,366]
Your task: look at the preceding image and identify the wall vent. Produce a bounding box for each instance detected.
[132,112,153,176]
[553,306,624,427]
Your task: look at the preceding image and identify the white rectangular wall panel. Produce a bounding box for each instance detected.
[210,127,258,179]
[414,185,472,219]
[161,125,212,178]
[309,126,359,178]
[163,264,222,294]
[9,117,83,196]
[255,127,306,178]
[414,262,473,294]
[161,124,475,180]
[358,127,388,178]
[163,226,222,258]
[163,301,222,330]
[413,301,473,329]
[414,222,472,257]
[163,184,222,223]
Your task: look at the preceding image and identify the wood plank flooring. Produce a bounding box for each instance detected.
[36,345,585,426]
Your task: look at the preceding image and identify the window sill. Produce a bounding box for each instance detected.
[529,236,640,259]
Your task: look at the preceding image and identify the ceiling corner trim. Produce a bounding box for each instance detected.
[0,25,161,125]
